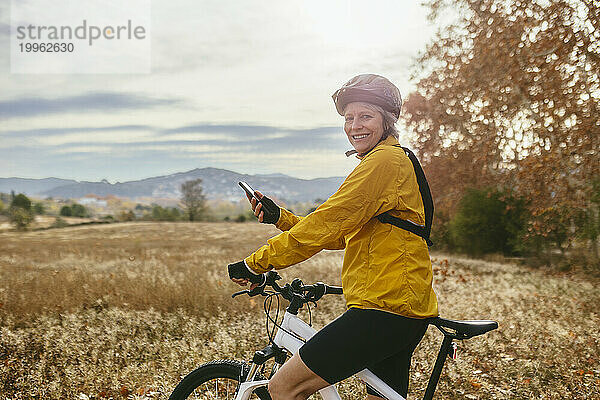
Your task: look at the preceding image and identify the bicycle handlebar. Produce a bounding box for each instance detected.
[325,285,344,295]
[232,270,343,307]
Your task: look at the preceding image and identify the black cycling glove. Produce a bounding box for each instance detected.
[227,261,264,285]
[304,282,327,302]
[256,195,280,225]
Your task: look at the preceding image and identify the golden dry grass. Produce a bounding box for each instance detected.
[0,215,101,232]
[1,222,599,399]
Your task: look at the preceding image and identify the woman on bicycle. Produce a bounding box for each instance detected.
[229,74,438,400]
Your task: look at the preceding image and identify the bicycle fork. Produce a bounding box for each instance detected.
[238,343,343,400]
[236,344,286,400]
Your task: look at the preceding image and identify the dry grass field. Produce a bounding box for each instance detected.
[1,222,599,399]
[0,215,100,232]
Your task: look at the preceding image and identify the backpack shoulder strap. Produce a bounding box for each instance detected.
[376,145,434,246]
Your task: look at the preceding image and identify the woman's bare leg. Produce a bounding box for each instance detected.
[267,353,329,400]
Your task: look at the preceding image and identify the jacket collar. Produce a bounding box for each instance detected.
[348,136,399,160]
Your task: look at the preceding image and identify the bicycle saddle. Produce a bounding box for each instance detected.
[428,317,498,339]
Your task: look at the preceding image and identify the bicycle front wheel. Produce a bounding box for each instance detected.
[169,359,271,400]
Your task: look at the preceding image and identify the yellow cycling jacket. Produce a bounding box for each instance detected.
[245,136,438,318]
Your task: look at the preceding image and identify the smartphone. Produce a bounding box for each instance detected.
[238,181,259,202]
[238,181,276,214]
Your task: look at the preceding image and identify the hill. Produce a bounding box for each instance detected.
[0,168,345,203]
[0,177,77,196]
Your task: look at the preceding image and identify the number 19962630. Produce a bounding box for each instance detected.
[19,42,74,52]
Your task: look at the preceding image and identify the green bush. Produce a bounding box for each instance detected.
[575,178,600,265]
[59,203,89,218]
[11,193,31,211]
[151,205,181,221]
[448,188,528,256]
[71,203,88,218]
[33,202,45,215]
[60,205,73,217]
[430,209,452,250]
[9,207,34,230]
[233,210,256,223]
[8,194,34,229]
[170,207,181,221]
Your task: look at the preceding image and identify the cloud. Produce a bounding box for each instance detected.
[163,123,281,136]
[0,124,158,147]
[162,123,341,138]
[52,141,231,154]
[0,92,183,119]
[0,23,9,37]
[0,123,343,146]
[0,141,355,181]
[0,124,154,137]
[0,0,435,182]
[0,121,352,180]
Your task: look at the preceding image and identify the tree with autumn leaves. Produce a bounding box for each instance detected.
[403,0,599,265]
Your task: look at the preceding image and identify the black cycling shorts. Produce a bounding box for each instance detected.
[298,307,428,398]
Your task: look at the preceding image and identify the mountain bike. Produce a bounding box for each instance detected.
[169,271,498,400]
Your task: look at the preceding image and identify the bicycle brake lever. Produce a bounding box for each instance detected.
[232,290,250,298]
[248,285,266,297]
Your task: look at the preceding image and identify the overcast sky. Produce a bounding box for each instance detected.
[0,0,438,182]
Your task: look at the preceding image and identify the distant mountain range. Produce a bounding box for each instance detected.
[0,168,345,203]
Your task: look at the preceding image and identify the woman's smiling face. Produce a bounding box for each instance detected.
[343,102,385,155]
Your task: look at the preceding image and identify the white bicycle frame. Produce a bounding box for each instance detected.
[235,310,406,400]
